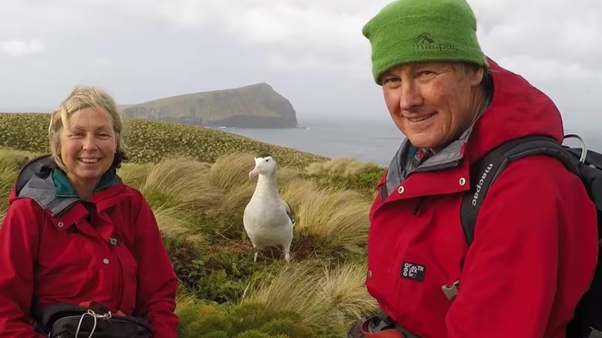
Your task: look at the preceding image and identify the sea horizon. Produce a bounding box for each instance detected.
[220,117,602,167]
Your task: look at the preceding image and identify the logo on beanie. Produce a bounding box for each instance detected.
[414,33,458,52]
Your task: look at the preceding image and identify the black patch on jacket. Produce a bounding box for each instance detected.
[401,261,425,282]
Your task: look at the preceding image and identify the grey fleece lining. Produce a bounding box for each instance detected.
[19,174,79,217]
[385,130,468,195]
[15,156,80,217]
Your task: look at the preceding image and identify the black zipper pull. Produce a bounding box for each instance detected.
[412,203,421,215]
[411,197,425,215]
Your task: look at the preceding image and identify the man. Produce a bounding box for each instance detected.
[352,0,598,337]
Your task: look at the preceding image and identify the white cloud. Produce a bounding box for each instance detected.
[197,1,382,75]
[0,1,90,33]
[83,0,602,83]
[3,0,600,75]
[1,39,45,56]
[74,0,384,76]
[496,56,597,82]
[471,0,602,65]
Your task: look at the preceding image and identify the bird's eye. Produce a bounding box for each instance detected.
[265,159,269,162]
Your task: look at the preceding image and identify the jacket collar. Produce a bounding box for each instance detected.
[385,129,470,196]
[12,155,125,224]
[52,167,118,198]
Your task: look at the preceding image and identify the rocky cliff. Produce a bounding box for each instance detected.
[122,83,298,128]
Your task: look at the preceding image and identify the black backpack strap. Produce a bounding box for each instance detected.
[460,135,579,246]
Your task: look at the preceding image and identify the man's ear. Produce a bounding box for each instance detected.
[469,67,485,86]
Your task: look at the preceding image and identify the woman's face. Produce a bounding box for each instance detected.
[60,107,116,187]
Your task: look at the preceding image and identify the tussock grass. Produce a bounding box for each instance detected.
[222,183,256,214]
[245,260,377,335]
[209,152,256,191]
[141,157,224,210]
[307,157,380,177]
[153,206,206,247]
[0,166,18,217]
[209,153,257,215]
[244,261,326,327]
[305,157,384,197]
[275,166,304,190]
[117,162,155,189]
[0,166,17,193]
[0,148,40,172]
[280,180,319,210]
[318,262,379,323]
[0,148,36,222]
[282,182,371,253]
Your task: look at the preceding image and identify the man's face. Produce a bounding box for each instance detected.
[380,62,484,151]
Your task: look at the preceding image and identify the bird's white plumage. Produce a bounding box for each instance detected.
[243,155,295,262]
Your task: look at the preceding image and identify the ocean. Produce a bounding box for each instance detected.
[220,119,405,166]
[218,118,602,167]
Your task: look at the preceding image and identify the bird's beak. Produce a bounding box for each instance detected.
[249,168,258,179]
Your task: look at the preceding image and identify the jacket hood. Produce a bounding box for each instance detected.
[466,58,564,164]
[10,155,121,217]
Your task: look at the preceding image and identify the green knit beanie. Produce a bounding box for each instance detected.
[362,0,488,84]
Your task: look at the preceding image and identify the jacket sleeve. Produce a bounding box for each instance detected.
[445,156,597,338]
[132,194,179,338]
[0,198,46,338]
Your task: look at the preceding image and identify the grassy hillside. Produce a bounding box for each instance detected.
[0,113,323,168]
[0,112,386,337]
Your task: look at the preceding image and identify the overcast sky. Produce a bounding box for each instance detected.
[0,0,600,130]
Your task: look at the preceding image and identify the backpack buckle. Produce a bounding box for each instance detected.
[442,280,460,300]
[365,312,396,332]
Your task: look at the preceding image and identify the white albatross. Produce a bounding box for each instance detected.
[243,154,295,263]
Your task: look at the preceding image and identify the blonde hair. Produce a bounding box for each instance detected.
[48,86,127,171]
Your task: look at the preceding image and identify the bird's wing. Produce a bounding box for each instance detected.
[281,199,295,226]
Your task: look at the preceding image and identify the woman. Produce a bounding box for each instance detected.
[0,87,179,337]
[350,0,598,337]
